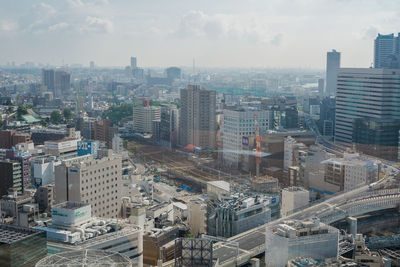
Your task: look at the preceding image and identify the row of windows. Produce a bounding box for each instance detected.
[82,177,118,184]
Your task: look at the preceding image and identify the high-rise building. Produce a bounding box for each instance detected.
[179,85,216,148]
[334,68,400,146]
[319,97,336,137]
[318,78,325,98]
[54,154,122,218]
[133,106,161,134]
[130,57,137,69]
[54,70,71,97]
[325,49,341,97]
[374,33,400,68]
[157,104,179,147]
[222,107,271,169]
[353,118,400,161]
[0,160,23,197]
[42,69,55,92]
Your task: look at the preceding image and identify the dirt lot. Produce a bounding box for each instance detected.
[127,140,221,183]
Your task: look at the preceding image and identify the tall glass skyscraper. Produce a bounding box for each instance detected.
[374,33,400,68]
[334,68,400,149]
[325,50,341,97]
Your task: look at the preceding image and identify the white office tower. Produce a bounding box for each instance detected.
[325,49,341,97]
[222,107,271,169]
[281,187,309,217]
[334,68,400,146]
[133,106,161,134]
[179,85,216,148]
[265,219,339,267]
[112,134,124,154]
[374,33,400,68]
[55,153,122,218]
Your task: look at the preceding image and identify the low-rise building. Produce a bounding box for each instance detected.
[265,219,339,267]
[37,202,143,267]
[281,187,310,217]
[207,195,271,238]
[207,181,230,201]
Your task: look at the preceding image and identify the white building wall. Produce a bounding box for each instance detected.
[222,109,270,168]
[281,187,310,217]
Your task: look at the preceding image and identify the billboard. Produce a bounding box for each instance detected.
[242,136,249,147]
[77,140,99,157]
[174,238,213,267]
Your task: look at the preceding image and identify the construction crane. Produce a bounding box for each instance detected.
[254,113,262,177]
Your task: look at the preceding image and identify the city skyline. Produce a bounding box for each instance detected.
[1,0,400,68]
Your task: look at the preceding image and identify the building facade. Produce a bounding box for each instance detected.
[325,49,341,97]
[133,106,161,134]
[0,161,23,197]
[179,85,216,148]
[374,33,400,68]
[222,108,271,169]
[335,68,400,147]
[55,154,122,218]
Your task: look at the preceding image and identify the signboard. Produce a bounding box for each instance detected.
[77,140,99,157]
[242,136,249,147]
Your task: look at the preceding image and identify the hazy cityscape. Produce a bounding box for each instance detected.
[1,1,400,267]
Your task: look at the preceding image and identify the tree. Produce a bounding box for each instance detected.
[63,108,72,120]
[17,106,28,118]
[50,110,62,124]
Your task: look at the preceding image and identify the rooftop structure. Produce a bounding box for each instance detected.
[0,224,43,244]
[265,219,339,267]
[207,194,271,238]
[35,249,132,267]
[207,180,230,201]
[0,224,47,267]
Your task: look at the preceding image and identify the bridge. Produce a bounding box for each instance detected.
[213,183,400,266]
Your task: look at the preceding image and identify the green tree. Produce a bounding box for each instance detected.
[50,110,62,124]
[63,108,72,120]
[17,106,28,118]
[102,104,134,124]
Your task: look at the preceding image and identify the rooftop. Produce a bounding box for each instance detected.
[207,180,230,192]
[35,249,132,266]
[0,224,43,244]
[53,201,89,210]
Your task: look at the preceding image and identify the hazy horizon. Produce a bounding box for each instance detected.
[1,0,400,68]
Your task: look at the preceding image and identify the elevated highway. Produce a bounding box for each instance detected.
[213,113,400,266]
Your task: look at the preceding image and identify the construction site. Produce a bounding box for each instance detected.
[126,139,251,192]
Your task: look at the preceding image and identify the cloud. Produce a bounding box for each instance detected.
[17,1,113,35]
[81,16,113,33]
[0,20,18,32]
[172,10,283,45]
[48,22,70,32]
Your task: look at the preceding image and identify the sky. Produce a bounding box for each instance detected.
[0,0,399,68]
